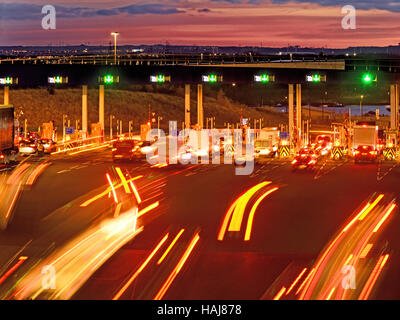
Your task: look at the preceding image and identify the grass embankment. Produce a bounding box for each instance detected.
[3,88,287,133]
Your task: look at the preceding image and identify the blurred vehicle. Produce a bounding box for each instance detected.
[150,136,195,166]
[0,105,16,163]
[28,131,41,141]
[254,128,279,159]
[19,139,38,156]
[137,140,156,156]
[37,139,56,154]
[352,124,379,162]
[291,148,318,171]
[314,135,332,156]
[354,145,378,163]
[112,139,143,162]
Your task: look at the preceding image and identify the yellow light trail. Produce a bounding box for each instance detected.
[373,204,396,233]
[273,287,286,300]
[358,194,384,221]
[137,201,159,219]
[106,173,118,203]
[228,182,271,232]
[157,229,185,265]
[154,233,200,300]
[69,144,108,155]
[244,187,278,241]
[286,268,307,295]
[341,202,371,232]
[115,167,130,194]
[80,176,142,207]
[296,268,315,296]
[217,198,240,241]
[113,233,169,300]
[359,244,373,259]
[326,287,336,300]
[25,163,51,186]
[5,183,22,219]
[129,181,142,204]
[358,254,389,300]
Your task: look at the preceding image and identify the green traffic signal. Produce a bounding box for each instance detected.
[104,75,114,84]
[362,73,373,83]
[312,74,321,82]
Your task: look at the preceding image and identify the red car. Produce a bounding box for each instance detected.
[291,148,318,171]
[112,139,142,162]
[354,145,377,163]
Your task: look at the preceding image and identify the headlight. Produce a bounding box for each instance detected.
[141,146,153,154]
[180,153,192,160]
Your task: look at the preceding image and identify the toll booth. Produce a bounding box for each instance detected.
[91,123,102,143]
[331,123,347,160]
[41,122,54,140]
[383,130,398,160]
[140,124,151,141]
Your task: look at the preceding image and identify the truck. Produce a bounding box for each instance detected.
[352,125,378,150]
[352,124,379,162]
[0,105,16,164]
[254,128,280,159]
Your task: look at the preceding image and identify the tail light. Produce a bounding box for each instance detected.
[369,150,377,155]
[30,144,36,147]
[291,159,297,165]
[0,154,4,159]
[354,150,360,155]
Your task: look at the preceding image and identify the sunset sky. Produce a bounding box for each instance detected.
[1,0,400,48]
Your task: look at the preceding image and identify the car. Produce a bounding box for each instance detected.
[112,139,143,162]
[37,139,56,154]
[354,145,377,163]
[291,148,318,171]
[19,139,38,156]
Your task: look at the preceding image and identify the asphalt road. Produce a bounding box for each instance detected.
[0,149,399,300]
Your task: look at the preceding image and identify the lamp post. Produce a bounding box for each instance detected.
[111,32,119,65]
[110,115,115,140]
[360,94,364,119]
[157,116,163,129]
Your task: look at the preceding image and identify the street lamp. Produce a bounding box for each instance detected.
[110,115,115,140]
[111,32,119,65]
[360,94,364,119]
[157,116,163,129]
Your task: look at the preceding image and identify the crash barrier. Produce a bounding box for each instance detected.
[331,147,344,160]
[279,146,290,158]
[383,148,397,160]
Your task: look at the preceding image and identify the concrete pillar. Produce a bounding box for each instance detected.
[288,84,294,147]
[296,84,302,149]
[197,84,203,129]
[82,85,88,135]
[390,84,399,130]
[4,86,9,105]
[185,84,191,129]
[99,85,105,132]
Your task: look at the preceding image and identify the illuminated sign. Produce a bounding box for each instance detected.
[0,77,18,85]
[202,74,222,83]
[48,76,68,84]
[306,74,326,82]
[99,75,120,84]
[150,75,171,83]
[254,74,275,83]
